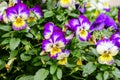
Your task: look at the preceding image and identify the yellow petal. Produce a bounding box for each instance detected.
[50,46,61,57]
[58,58,67,65]
[77,59,82,66]
[13,18,25,28]
[98,53,114,65]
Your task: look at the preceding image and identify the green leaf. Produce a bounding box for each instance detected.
[57,68,62,79]
[20,53,31,61]
[50,65,57,74]
[47,0,54,10]
[103,71,109,80]
[1,38,10,45]
[9,50,18,59]
[2,32,11,38]
[34,68,49,80]
[115,59,120,66]
[82,62,96,77]
[25,33,33,38]
[9,38,20,51]
[16,75,34,80]
[52,75,58,80]
[0,60,5,70]
[96,73,103,80]
[44,11,54,18]
[112,68,120,78]
[0,24,12,31]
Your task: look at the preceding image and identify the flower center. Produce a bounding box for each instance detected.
[50,46,61,57]
[13,18,25,28]
[27,17,36,23]
[98,52,113,64]
[79,29,88,38]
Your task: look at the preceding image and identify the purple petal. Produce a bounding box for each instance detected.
[90,13,106,30]
[30,5,43,18]
[110,32,120,40]
[78,15,90,25]
[118,9,120,23]
[0,14,3,21]
[90,13,118,31]
[42,39,52,52]
[68,18,80,31]
[105,16,118,30]
[51,31,66,47]
[44,22,62,39]
[14,3,30,19]
[78,4,86,14]
[113,38,120,48]
[6,6,17,21]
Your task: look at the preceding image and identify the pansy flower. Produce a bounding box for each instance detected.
[0,1,7,21]
[57,50,70,65]
[96,39,119,65]
[110,32,120,48]
[90,13,117,31]
[42,31,66,59]
[67,15,91,41]
[6,3,30,30]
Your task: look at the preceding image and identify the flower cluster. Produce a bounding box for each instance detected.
[0,0,119,66]
[42,22,70,65]
[0,0,42,30]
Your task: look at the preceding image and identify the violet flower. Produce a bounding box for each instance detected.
[90,13,117,31]
[67,15,91,41]
[6,3,30,30]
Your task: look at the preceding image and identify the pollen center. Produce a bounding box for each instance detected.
[79,30,88,38]
[27,17,36,22]
[99,53,113,63]
[13,18,25,28]
[50,46,61,56]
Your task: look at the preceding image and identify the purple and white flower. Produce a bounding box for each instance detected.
[67,15,91,41]
[42,31,66,59]
[6,3,30,30]
[96,39,119,65]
